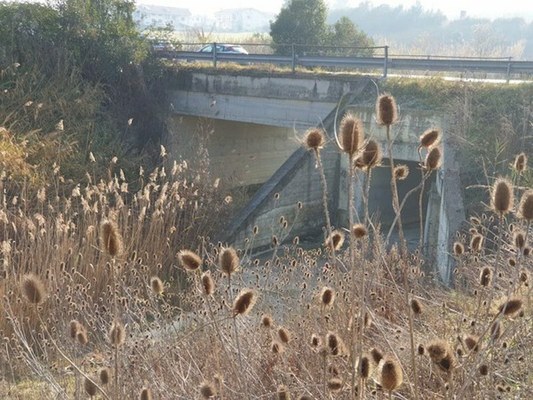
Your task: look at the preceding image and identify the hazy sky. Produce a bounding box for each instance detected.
[137,0,532,20]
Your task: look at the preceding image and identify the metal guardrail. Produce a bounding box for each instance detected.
[155,43,533,82]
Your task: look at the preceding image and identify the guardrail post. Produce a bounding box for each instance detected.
[213,42,217,68]
[383,46,389,78]
[291,44,296,73]
[506,57,512,83]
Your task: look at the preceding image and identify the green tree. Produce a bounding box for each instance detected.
[326,16,374,55]
[270,0,329,55]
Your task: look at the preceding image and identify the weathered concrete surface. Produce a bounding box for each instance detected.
[165,69,465,283]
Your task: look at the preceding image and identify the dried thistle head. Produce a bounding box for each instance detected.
[463,335,479,352]
[360,139,382,168]
[201,271,215,295]
[219,247,239,275]
[513,152,527,172]
[339,114,364,156]
[99,219,123,257]
[21,274,46,304]
[518,190,533,221]
[310,334,321,348]
[150,276,164,295]
[108,321,125,347]
[325,229,344,251]
[491,178,513,215]
[320,286,335,307]
[233,288,257,317]
[380,357,403,391]
[352,223,367,239]
[376,94,398,126]
[303,127,326,151]
[393,165,409,180]
[178,249,202,271]
[424,147,442,171]
[419,128,441,148]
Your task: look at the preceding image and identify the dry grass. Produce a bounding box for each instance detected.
[0,95,532,400]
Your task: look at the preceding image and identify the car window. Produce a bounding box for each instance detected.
[201,45,212,52]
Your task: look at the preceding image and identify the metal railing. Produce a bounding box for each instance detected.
[154,42,533,81]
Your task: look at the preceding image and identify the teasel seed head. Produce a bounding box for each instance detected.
[417,344,425,355]
[150,276,164,295]
[518,190,533,220]
[419,128,441,148]
[427,339,450,363]
[278,327,291,344]
[109,320,125,347]
[513,152,527,172]
[491,178,513,215]
[261,314,273,328]
[199,381,216,399]
[453,242,464,255]
[76,329,88,346]
[470,234,484,252]
[84,376,98,397]
[514,231,526,250]
[410,298,423,315]
[479,267,492,287]
[490,321,502,340]
[380,357,403,391]
[200,271,215,296]
[519,269,528,284]
[69,319,81,339]
[463,335,479,352]
[479,364,489,376]
[99,219,123,257]
[271,340,284,354]
[352,223,367,239]
[303,127,326,151]
[326,331,345,356]
[140,387,152,400]
[320,286,335,307]
[376,94,398,126]
[310,333,321,348]
[424,147,442,171]
[21,274,46,304]
[498,297,522,316]
[219,246,239,275]
[394,164,409,180]
[359,355,371,379]
[233,288,257,317]
[327,378,343,392]
[178,249,202,271]
[360,139,382,168]
[325,229,344,251]
[99,367,110,385]
[370,347,384,365]
[339,113,364,156]
[277,384,290,400]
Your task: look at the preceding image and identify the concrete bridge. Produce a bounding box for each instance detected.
[165,69,464,283]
